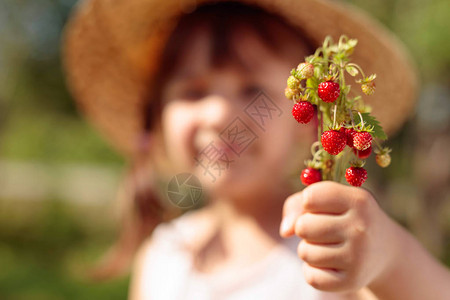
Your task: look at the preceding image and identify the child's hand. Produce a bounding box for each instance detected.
[279,181,398,293]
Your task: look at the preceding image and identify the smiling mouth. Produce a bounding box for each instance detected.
[192,129,258,163]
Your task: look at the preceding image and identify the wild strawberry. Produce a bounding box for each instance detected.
[285,87,296,100]
[375,147,392,168]
[353,146,372,159]
[325,159,334,169]
[361,81,376,95]
[353,131,372,150]
[345,166,368,187]
[300,167,321,186]
[297,62,314,79]
[318,81,340,103]
[376,153,391,168]
[292,101,314,124]
[340,128,356,147]
[287,75,300,90]
[348,129,358,148]
[321,130,347,155]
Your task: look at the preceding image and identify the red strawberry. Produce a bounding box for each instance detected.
[353,146,372,159]
[353,131,372,150]
[292,101,314,124]
[321,130,347,155]
[300,167,321,186]
[318,81,340,103]
[345,128,357,148]
[345,167,368,187]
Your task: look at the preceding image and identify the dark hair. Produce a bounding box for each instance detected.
[92,1,316,280]
[145,1,316,130]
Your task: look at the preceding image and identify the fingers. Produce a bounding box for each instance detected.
[295,213,346,244]
[280,193,304,237]
[280,181,375,239]
[302,263,347,292]
[297,240,348,270]
[283,182,380,293]
[280,181,352,238]
[301,181,351,214]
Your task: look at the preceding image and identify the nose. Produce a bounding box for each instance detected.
[197,94,234,132]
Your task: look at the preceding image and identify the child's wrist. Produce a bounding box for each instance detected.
[367,217,409,296]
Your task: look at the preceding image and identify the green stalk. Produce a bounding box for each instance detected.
[317,110,322,144]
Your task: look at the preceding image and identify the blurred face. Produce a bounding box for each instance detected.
[159,25,315,205]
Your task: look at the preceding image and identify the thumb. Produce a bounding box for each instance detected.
[280,191,305,238]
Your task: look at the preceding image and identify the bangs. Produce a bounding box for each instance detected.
[144,1,316,130]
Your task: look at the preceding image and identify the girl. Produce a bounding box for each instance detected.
[63,0,450,299]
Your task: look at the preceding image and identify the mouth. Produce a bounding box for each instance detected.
[193,130,234,158]
[191,128,259,168]
[192,130,248,160]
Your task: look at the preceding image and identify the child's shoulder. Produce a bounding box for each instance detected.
[129,208,217,299]
[134,207,218,264]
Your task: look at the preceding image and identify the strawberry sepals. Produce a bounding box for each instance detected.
[350,159,366,168]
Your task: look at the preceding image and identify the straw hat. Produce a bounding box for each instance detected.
[63,0,418,157]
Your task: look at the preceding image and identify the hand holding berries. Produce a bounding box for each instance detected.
[280,182,401,292]
[282,36,450,299]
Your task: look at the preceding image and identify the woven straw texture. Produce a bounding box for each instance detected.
[63,0,418,156]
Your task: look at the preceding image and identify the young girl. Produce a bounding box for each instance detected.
[63,0,450,299]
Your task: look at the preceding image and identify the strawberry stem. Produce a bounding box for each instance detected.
[332,104,337,128]
[347,63,366,79]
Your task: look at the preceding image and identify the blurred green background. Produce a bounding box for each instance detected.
[0,0,449,299]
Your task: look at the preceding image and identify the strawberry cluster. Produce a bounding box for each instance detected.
[285,36,392,187]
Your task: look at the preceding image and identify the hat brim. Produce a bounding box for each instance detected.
[63,0,418,157]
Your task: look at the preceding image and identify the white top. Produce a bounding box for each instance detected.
[134,210,352,300]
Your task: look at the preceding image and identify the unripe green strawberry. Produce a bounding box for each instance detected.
[297,62,314,79]
[376,153,391,168]
[287,76,300,90]
[361,81,376,95]
[285,87,296,100]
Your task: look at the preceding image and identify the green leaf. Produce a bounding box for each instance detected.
[352,95,362,102]
[367,74,377,81]
[345,65,359,76]
[342,85,351,94]
[347,39,358,48]
[328,45,339,52]
[353,112,387,140]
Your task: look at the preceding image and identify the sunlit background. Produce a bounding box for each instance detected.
[1,0,449,299]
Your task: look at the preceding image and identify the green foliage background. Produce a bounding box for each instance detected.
[0,0,449,299]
